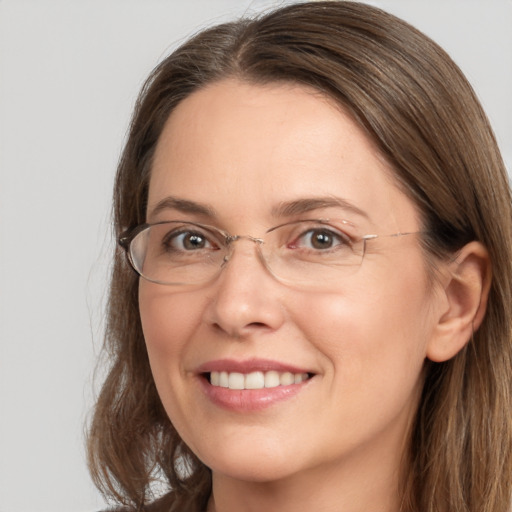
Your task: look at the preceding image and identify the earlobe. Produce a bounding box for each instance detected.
[426,241,492,363]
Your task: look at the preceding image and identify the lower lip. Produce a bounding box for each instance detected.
[199,376,311,412]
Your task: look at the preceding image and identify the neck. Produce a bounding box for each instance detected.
[207,441,405,512]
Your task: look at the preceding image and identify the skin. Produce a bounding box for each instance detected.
[139,80,452,512]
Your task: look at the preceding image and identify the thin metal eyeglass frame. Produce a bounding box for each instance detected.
[118,219,425,286]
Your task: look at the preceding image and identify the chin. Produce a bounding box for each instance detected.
[209,458,301,484]
[196,440,308,484]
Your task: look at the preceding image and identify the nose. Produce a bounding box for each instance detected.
[205,238,286,339]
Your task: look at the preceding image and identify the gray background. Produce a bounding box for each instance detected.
[0,1,510,511]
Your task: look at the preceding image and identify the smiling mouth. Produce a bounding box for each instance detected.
[205,370,313,390]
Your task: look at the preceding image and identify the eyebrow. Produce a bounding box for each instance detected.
[149,196,216,219]
[271,196,369,220]
[149,195,369,221]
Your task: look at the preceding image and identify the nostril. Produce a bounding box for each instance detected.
[247,322,267,329]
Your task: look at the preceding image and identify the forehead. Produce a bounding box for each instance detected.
[148,79,419,232]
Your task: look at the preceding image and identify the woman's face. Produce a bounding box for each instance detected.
[139,80,444,485]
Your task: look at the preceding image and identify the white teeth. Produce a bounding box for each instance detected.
[210,371,220,386]
[264,370,280,388]
[219,371,229,388]
[280,372,294,386]
[245,371,265,389]
[228,372,245,390]
[209,370,309,390]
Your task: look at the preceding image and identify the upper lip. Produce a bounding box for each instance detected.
[196,358,313,375]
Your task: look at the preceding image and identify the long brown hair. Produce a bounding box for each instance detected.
[87,2,512,511]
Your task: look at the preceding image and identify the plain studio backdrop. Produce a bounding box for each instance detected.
[0,1,510,511]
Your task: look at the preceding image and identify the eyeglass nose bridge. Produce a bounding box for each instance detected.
[221,234,266,266]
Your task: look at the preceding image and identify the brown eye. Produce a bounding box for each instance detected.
[164,230,215,252]
[310,230,335,249]
[182,233,208,250]
[295,228,350,251]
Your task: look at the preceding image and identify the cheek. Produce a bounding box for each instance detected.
[138,283,211,434]
[294,263,433,391]
[138,283,204,372]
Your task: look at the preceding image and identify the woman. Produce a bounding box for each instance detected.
[87,2,512,511]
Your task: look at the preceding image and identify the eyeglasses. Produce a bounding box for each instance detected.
[119,219,422,290]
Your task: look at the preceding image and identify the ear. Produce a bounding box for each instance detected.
[426,241,492,363]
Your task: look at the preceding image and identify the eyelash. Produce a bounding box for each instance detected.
[288,227,353,251]
[162,229,219,252]
[161,223,355,253]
